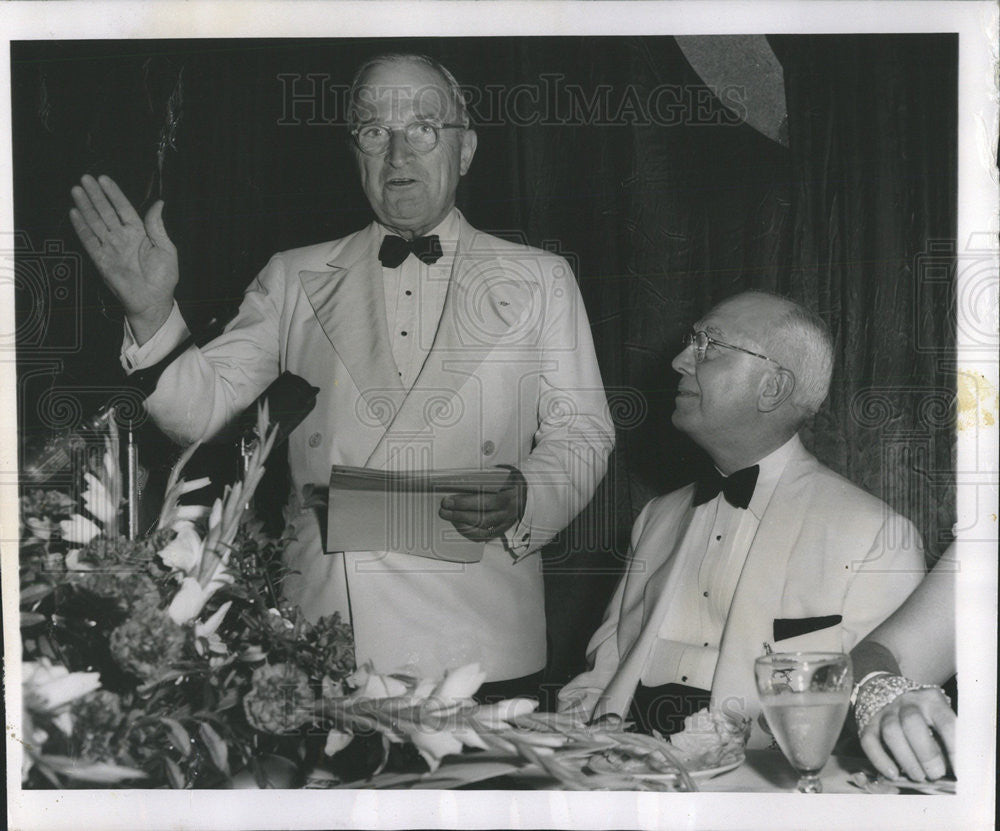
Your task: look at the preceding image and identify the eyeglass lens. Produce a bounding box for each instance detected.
[356,122,439,154]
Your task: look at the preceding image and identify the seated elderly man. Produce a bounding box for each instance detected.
[558,290,925,747]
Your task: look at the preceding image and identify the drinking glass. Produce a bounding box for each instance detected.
[754,652,853,793]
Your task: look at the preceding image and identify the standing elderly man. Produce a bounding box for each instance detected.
[558,291,923,745]
[69,53,614,700]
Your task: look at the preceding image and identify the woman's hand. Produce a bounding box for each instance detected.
[860,686,956,781]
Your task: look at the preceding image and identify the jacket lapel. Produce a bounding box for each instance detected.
[710,449,813,727]
[365,215,533,469]
[298,224,406,435]
[594,495,697,719]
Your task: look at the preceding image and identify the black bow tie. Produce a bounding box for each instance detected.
[693,464,759,509]
[378,234,443,268]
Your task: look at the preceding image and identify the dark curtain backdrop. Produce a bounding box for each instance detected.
[12,36,956,688]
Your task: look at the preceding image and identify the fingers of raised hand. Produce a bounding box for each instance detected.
[68,206,102,257]
[143,200,176,252]
[80,174,128,231]
[98,175,143,226]
[71,175,142,243]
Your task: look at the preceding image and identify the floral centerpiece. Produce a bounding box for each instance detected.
[17,407,747,791]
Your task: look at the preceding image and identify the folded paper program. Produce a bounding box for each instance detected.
[326,466,512,562]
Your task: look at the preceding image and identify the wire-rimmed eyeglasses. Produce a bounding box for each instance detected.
[683,329,784,367]
[351,120,467,156]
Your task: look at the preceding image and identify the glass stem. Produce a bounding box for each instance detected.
[797,773,823,794]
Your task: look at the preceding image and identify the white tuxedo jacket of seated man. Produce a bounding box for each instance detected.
[121,210,614,683]
[558,434,925,748]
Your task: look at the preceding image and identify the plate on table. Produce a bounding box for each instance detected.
[587,752,744,780]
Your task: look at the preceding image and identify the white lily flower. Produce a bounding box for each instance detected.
[322,675,345,699]
[59,514,101,545]
[179,476,212,495]
[239,645,267,662]
[474,697,539,729]
[451,726,490,751]
[159,521,204,574]
[82,471,118,527]
[406,727,463,772]
[175,504,211,522]
[353,672,408,699]
[194,600,232,638]
[23,659,101,712]
[52,711,76,736]
[324,729,354,756]
[64,549,92,571]
[430,662,486,702]
[167,565,234,625]
[412,678,437,701]
[266,608,295,631]
[25,517,55,540]
[208,497,223,530]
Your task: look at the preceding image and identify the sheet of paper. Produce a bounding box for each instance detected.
[326,465,511,562]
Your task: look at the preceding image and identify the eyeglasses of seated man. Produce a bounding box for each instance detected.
[683,328,792,376]
[352,120,469,156]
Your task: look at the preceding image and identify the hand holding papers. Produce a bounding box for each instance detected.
[326,466,514,562]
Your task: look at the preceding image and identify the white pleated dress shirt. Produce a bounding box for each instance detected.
[639,435,800,690]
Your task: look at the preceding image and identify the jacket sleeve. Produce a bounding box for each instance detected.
[840,510,926,652]
[132,256,287,446]
[505,255,615,558]
[557,502,654,718]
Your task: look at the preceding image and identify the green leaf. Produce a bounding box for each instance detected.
[160,718,192,759]
[21,612,47,627]
[199,722,230,775]
[164,756,186,789]
[40,756,147,783]
[20,583,54,606]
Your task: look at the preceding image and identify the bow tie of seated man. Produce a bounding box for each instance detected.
[378,234,444,268]
[693,464,760,510]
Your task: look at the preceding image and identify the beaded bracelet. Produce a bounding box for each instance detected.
[854,673,951,736]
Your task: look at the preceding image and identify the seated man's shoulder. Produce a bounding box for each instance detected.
[784,450,912,527]
[634,485,696,527]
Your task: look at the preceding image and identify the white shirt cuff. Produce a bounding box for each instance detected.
[503,485,536,559]
[120,303,189,373]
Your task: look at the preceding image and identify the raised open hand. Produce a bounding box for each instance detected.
[70,174,178,344]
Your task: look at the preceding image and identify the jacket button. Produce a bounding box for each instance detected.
[482,440,495,455]
[308,432,322,448]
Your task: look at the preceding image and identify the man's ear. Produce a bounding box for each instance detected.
[758,368,795,412]
[459,129,477,175]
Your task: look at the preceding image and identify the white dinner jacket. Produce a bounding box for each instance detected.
[135,212,614,680]
[559,438,925,747]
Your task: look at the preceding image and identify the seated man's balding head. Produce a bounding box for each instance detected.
[672,290,833,472]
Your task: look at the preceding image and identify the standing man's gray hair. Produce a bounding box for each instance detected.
[348,53,470,128]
